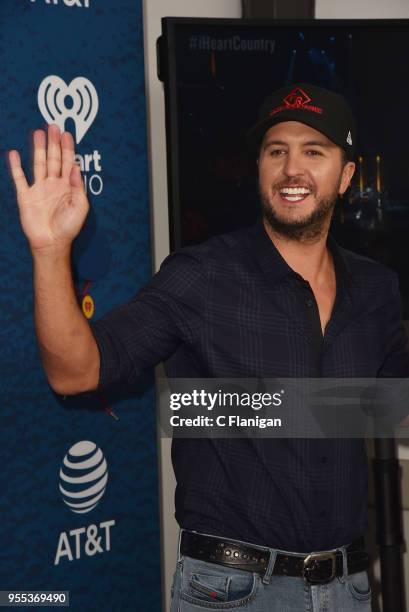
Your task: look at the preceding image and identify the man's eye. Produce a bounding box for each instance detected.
[270,149,285,156]
[306,150,322,156]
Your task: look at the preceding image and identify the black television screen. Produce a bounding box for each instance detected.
[159,18,409,315]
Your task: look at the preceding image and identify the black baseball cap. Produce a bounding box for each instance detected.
[246,83,356,161]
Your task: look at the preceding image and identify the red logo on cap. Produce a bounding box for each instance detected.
[270,87,323,117]
[284,87,311,108]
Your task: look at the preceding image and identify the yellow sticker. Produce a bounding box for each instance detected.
[82,294,95,319]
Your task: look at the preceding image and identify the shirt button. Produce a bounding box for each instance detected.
[306,298,313,307]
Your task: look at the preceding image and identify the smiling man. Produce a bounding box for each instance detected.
[8,83,409,611]
[248,85,355,341]
[258,122,351,240]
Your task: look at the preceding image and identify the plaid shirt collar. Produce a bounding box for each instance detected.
[250,217,352,289]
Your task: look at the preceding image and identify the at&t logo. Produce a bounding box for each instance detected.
[37,76,103,196]
[59,440,108,513]
[55,441,116,565]
[30,0,91,7]
[54,521,115,565]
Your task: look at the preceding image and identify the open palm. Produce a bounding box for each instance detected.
[8,124,89,254]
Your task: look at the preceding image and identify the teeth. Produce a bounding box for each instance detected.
[280,187,310,195]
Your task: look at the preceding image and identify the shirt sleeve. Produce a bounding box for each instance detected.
[377,274,409,378]
[89,250,207,391]
[376,274,409,425]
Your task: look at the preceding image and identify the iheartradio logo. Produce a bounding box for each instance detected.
[38,75,98,144]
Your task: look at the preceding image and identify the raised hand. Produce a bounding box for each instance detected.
[8,124,89,255]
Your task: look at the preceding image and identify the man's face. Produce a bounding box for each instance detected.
[258,121,355,240]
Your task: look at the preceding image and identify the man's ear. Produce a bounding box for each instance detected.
[339,161,355,195]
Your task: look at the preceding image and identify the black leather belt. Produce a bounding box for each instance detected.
[180,531,369,584]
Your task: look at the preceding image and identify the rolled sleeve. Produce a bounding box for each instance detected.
[89,251,207,391]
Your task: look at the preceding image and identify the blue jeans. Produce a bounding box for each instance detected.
[170,530,372,611]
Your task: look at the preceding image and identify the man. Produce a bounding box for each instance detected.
[8,83,409,611]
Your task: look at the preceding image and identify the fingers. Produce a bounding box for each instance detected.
[8,150,29,196]
[33,126,74,181]
[61,131,76,178]
[12,125,74,193]
[33,129,47,181]
[47,123,62,178]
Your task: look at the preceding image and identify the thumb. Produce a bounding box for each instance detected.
[70,163,85,194]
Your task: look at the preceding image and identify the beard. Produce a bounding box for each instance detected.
[259,176,342,242]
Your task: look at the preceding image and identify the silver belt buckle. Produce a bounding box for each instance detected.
[302,551,337,584]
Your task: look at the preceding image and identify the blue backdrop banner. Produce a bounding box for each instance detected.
[0,1,161,610]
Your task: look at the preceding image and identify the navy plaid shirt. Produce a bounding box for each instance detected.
[91,219,409,552]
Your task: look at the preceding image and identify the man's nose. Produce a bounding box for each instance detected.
[282,152,305,177]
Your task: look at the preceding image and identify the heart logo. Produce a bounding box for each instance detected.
[37,75,99,144]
